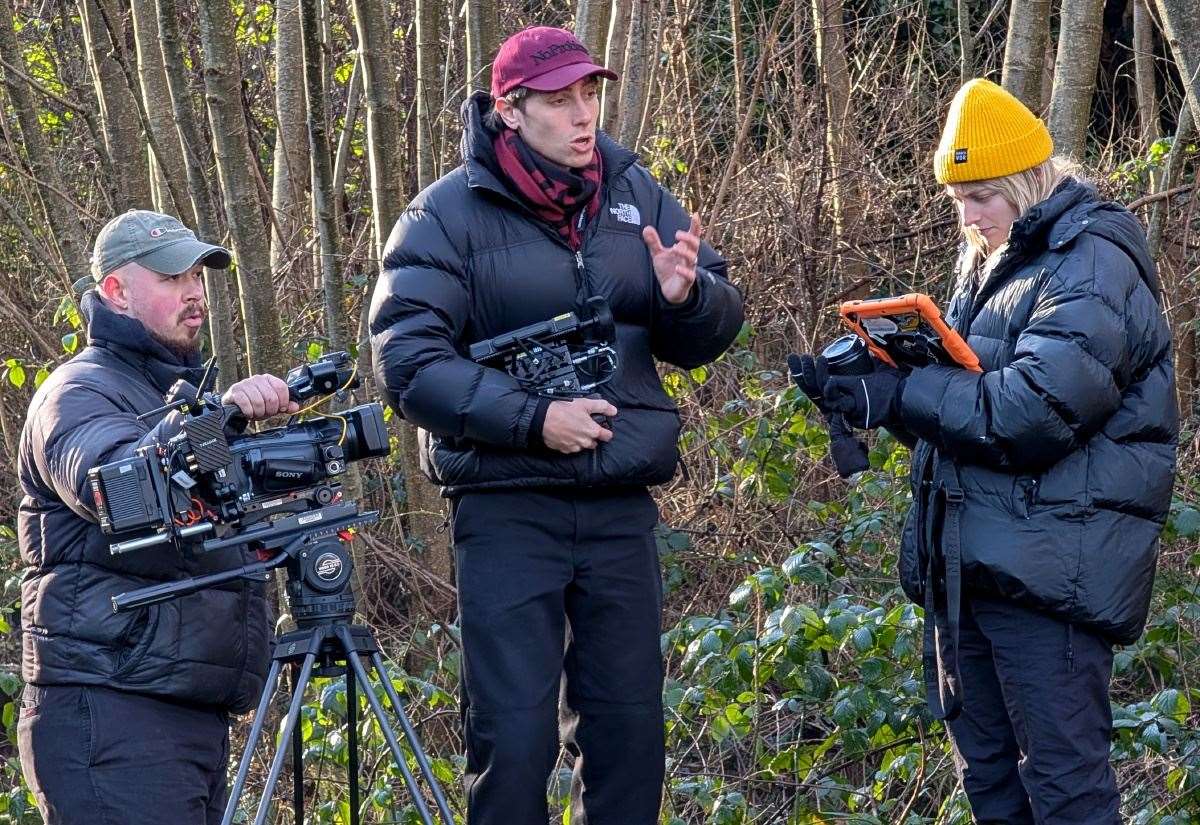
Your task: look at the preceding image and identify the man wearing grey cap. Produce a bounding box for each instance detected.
[15,210,294,823]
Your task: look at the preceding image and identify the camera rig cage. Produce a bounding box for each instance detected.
[469,296,618,397]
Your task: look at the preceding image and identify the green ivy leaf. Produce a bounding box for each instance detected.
[1174,506,1200,538]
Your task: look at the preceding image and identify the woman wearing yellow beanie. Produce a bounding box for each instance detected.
[813,78,1177,822]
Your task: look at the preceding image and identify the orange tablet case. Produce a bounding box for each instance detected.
[839,294,983,373]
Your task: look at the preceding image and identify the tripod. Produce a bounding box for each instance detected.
[112,505,454,825]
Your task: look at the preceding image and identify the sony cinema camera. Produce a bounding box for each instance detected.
[87,352,388,619]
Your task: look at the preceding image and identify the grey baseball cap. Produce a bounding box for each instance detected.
[89,210,231,284]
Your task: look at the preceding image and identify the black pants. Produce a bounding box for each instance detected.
[945,597,1120,824]
[18,684,230,825]
[451,486,664,825]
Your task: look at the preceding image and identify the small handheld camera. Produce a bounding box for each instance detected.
[469,296,618,400]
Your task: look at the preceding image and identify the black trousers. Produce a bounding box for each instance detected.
[945,597,1120,824]
[18,684,230,825]
[451,486,664,825]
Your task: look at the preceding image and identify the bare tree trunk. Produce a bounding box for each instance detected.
[130,0,192,223]
[730,0,746,121]
[616,0,649,147]
[416,0,443,189]
[94,0,192,222]
[1154,0,1200,129]
[195,0,286,377]
[79,0,154,209]
[958,0,973,84]
[1147,100,1194,261]
[332,57,364,208]
[465,0,499,95]
[271,0,310,284]
[156,0,239,387]
[0,0,91,286]
[812,0,868,294]
[351,0,404,245]
[1001,0,1051,110]
[1047,0,1105,158]
[1133,0,1161,153]
[353,0,450,583]
[576,0,611,60]
[601,0,630,129]
[300,0,343,350]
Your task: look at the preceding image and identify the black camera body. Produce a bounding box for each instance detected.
[88,352,389,554]
[469,296,618,399]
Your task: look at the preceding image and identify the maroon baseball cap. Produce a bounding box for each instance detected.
[491,26,618,98]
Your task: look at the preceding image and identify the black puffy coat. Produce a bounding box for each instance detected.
[897,179,1177,645]
[369,93,744,493]
[17,293,271,712]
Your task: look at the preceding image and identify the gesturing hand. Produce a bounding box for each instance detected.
[642,213,702,305]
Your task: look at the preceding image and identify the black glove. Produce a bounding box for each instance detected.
[787,353,832,412]
[821,365,905,430]
[787,353,870,477]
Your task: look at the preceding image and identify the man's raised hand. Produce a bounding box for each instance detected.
[642,213,702,305]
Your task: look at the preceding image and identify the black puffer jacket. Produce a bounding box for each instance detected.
[898,179,1177,644]
[370,93,744,494]
[17,292,271,712]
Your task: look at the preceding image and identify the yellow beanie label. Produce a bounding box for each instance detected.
[934,78,1053,184]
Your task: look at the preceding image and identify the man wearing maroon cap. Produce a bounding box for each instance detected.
[370,26,743,824]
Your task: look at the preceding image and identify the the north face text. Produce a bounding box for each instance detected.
[531,41,588,62]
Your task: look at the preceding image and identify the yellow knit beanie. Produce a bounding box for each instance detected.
[934,78,1053,184]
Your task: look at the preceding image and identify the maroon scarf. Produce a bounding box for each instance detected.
[492,127,603,250]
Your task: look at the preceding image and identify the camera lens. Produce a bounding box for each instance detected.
[822,334,875,376]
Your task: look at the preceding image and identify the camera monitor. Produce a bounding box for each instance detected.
[838,293,982,373]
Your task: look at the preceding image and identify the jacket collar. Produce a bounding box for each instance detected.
[81,290,207,393]
[1009,176,1161,302]
[459,91,639,204]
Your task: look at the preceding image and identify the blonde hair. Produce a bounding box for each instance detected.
[949,155,1082,271]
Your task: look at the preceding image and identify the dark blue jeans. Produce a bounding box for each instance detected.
[18,684,230,825]
[451,486,665,825]
[946,597,1120,824]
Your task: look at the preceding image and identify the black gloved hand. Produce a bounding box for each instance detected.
[821,365,905,430]
[787,352,871,477]
[787,353,832,412]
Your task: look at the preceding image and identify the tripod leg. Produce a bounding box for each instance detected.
[368,651,455,825]
[335,628,436,825]
[347,665,359,825]
[254,642,321,825]
[222,658,284,825]
[292,702,304,823]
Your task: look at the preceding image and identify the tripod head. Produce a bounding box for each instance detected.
[111,501,379,628]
